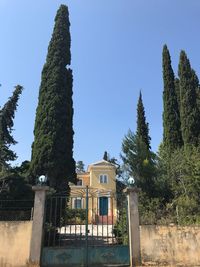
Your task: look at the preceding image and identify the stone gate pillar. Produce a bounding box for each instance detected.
[124,186,141,266]
[29,185,49,266]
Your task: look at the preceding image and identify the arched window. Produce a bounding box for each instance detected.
[99,174,108,184]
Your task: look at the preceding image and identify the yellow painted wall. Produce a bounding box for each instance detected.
[70,163,117,223]
[0,221,32,267]
[90,166,116,191]
[77,173,90,186]
[140,225,200,266]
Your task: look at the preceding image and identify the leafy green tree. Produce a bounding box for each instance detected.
[121,93,157,197]
[76,161,85,173]
[178,51,200,146]
[0,86,32,201]
[102,151,123,179]
[0,85,23,172]
[153,143,200,225]
[0,172,33,200]
[138,192,167,225]
[121,130,156,197]
[155,143,174,202]
[136,91,151,150]
[13,160,30,181]
[30,5,76,192]
[168,147,200,224]
[162,45,183,151]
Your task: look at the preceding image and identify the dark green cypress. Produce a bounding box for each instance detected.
[121,93,157,197]
[178,51,200,146]
[191,69,200,115]
[30,5,76,191]
[136,91,151,150]
[195,71,200,114]
[191,69,199,90]
[103,151,108,161]
[174,78,180,111]
[0,85,23,169]
[162,45,183,150]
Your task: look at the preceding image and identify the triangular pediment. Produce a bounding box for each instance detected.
[87,160,116,171]
[93,160,114,166]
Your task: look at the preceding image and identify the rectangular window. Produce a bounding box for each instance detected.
[77,179,83,186]
[74,198,82,209]
[99,174,108,184]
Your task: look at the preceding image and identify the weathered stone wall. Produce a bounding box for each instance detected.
[140,225,200,266]
[0,221,32,267]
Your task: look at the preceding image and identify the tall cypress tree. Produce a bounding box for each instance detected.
[191,68,199,90]
[30,5,76,191]
[174,78,180,111]
[0,85,23,170]
[194,70,200,114]
[178,51,200,146]
[121,92,158,197]
[162,45,183,151]
[191,68,200,113]
[136,91,151,150]
[103,151,108,161]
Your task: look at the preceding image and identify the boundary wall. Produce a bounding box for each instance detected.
[0,221,32,267]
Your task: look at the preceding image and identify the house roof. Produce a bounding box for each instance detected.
[77,171,89,176]
[87,160,116,172]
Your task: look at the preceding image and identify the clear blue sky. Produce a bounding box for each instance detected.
[0,0,200,168]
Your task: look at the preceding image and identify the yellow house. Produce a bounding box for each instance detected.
[69,160,117,224]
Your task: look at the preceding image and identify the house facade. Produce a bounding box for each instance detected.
[69,160,117,224]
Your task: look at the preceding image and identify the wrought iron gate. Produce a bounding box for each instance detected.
[41,187,130,267]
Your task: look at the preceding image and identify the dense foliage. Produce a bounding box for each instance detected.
[162,45,182,151]
[121,93,157,198]
[0,86,33,201]
[0,85,23,172]
[136,92,151,150]
[121,46,200,225]
[178,51,200,147]
[30,5,76,192]
[76,161,85,173]
[148,145,200,225]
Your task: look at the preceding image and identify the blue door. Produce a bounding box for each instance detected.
[99,197,108,216]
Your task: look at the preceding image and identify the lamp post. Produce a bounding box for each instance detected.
[127,176,135,187]
[29,175,49,265]
[37,175,48,186]
[124,176,141,266]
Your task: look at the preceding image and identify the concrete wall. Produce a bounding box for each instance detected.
[0,221,32,267]
[140,225,200,266]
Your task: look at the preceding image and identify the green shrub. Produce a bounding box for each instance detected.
[65,208,86,224]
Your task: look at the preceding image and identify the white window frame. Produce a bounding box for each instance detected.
[73,197,82,209]
[99,174,108,184]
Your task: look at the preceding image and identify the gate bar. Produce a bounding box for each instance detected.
[85,186,89,267]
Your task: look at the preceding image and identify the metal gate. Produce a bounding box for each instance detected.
[41,187,130,267]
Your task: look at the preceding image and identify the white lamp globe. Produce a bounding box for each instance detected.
[128,176,135,186]
[38,175,47,184]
